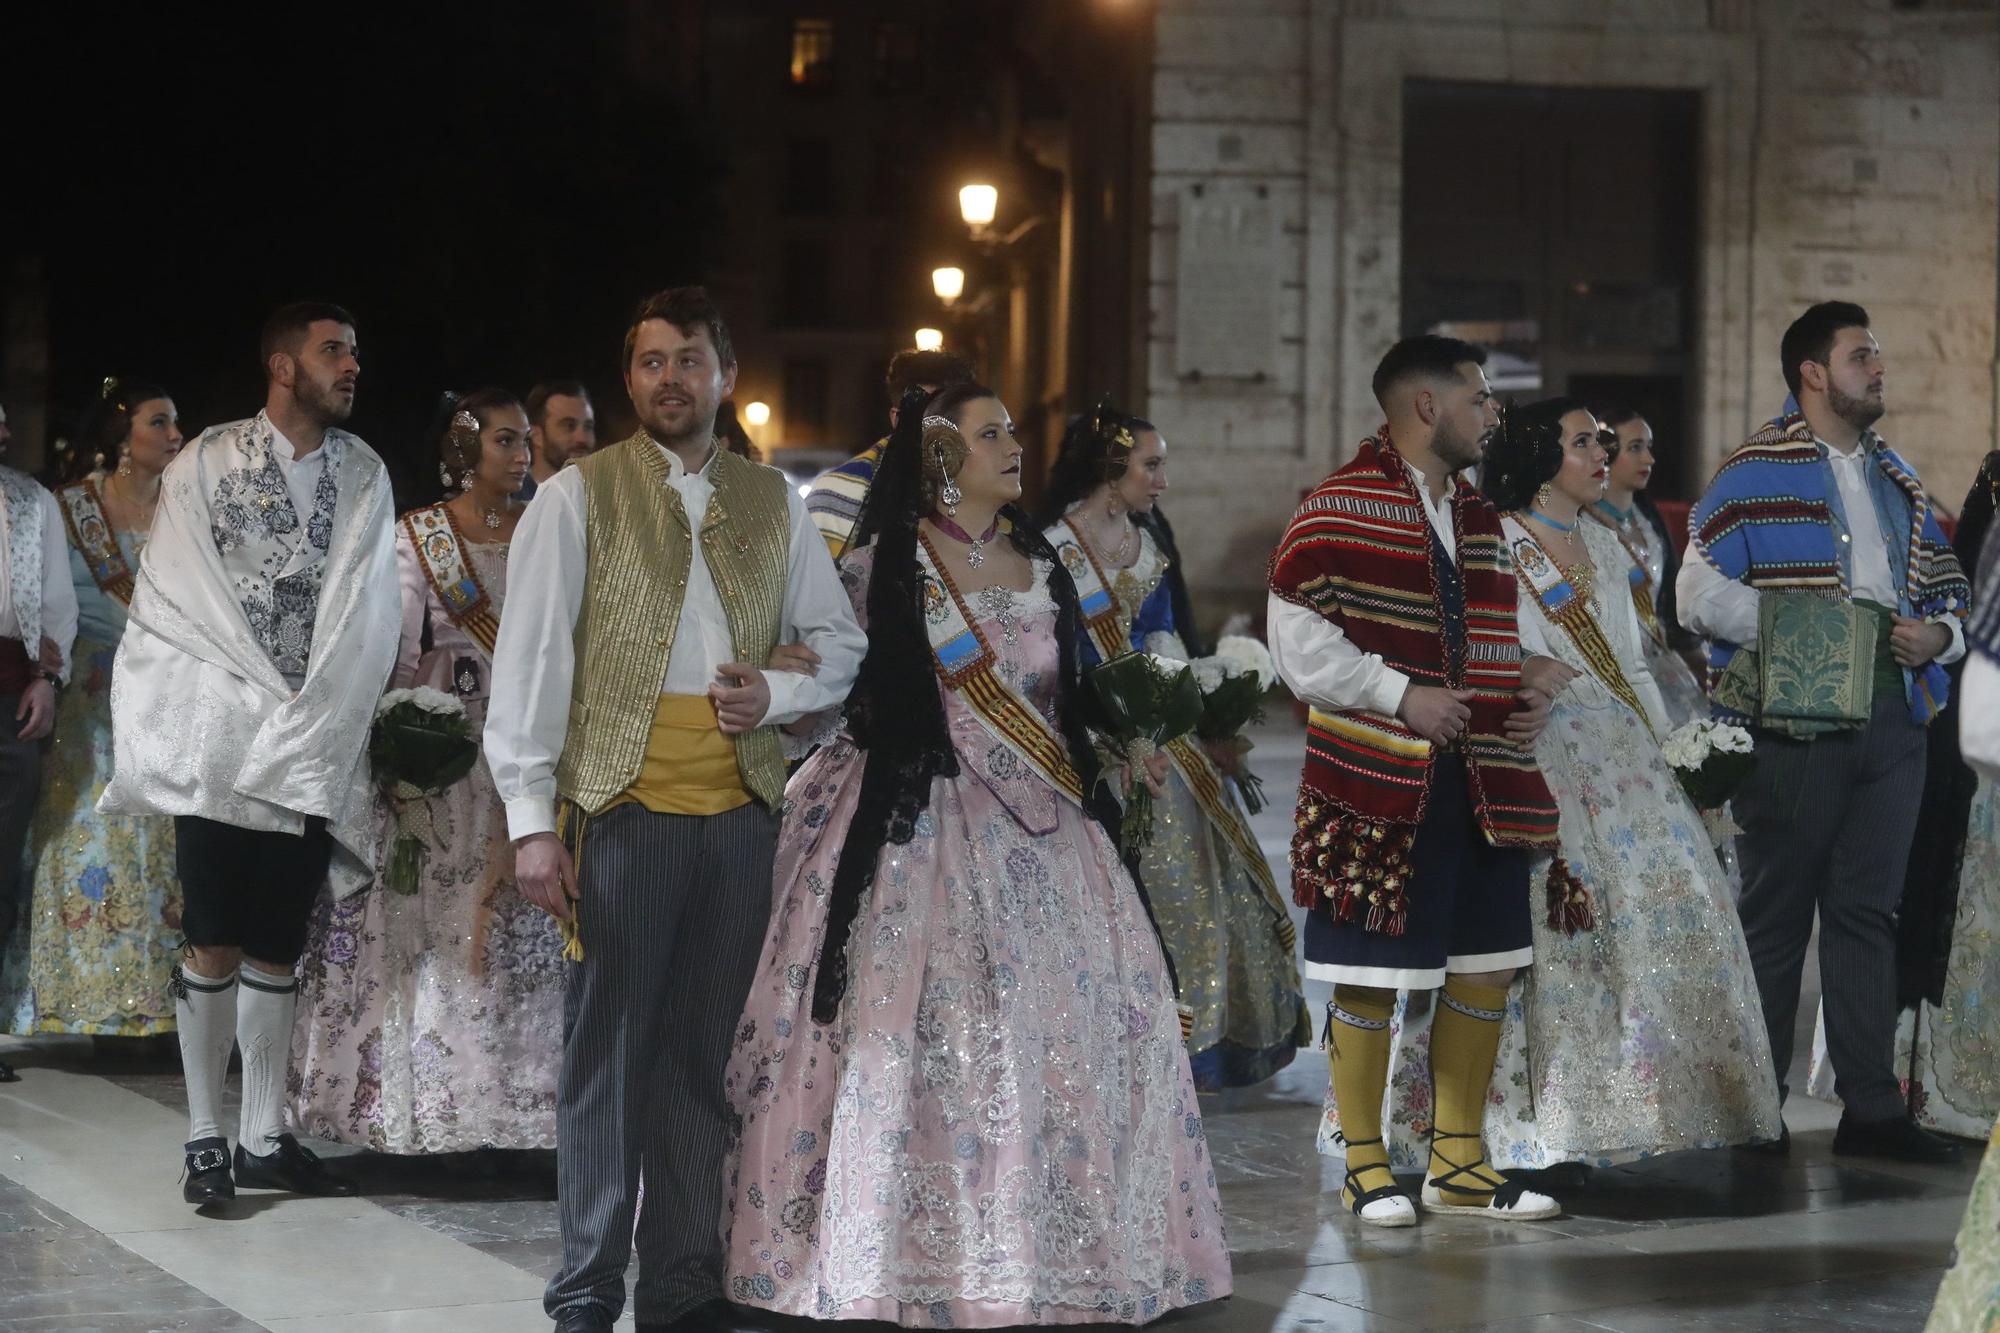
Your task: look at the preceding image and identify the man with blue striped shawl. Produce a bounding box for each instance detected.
[1679,301,1970,1164]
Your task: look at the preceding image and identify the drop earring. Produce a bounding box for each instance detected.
[1534,483,1553,509]
[941,477,963,517]
[117,451,133,478]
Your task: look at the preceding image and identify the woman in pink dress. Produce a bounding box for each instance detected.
[288,388,565,1152]
[720,384,1231,1327]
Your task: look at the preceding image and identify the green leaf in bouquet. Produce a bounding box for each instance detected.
[1155,661,1204,743]
[1197,673,1267,741]
[371,718,479,793]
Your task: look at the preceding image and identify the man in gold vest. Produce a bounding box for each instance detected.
[487,288,866,1333]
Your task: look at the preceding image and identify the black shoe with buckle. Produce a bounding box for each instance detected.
[233,1133,357,1196]
[182,1136,234,1209]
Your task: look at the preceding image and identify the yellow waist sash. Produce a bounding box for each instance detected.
[608,693,752,817]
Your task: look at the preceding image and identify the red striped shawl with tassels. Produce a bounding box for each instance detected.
[1268,432,1561,935]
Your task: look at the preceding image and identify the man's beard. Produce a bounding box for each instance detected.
[1432,417,1486,473]
[296,373,354,425]
[643,398,714,450]
[1828,381,1885,432]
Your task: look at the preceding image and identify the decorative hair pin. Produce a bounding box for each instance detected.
[441,408,482,492]
[100,376,120,400]
[1088,397,1135,455]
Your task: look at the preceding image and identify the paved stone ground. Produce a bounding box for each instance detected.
[0,716,1977,1330]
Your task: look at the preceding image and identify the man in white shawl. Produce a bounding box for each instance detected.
[100,302,399,1210]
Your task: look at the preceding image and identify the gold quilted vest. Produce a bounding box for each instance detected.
[554,434,791,812]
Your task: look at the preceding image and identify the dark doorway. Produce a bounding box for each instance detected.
[1402,80,1701,498]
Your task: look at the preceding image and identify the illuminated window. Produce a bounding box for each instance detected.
[790,19,835,90]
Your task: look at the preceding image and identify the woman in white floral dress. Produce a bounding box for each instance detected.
[1318,398,1780,1171]
[288,389,566,1152]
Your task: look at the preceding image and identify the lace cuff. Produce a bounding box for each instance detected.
[783,707,846,762]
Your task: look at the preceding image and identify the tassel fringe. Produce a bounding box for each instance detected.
[1544,856,1595,935]
[1290,795,1418,936]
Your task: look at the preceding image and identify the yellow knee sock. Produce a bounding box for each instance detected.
[1329,984,1398,1205]
[1426,976,1510,1202]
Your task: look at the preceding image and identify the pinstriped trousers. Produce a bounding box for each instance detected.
[1733,692,1926,1123]
[544,801,778,1325]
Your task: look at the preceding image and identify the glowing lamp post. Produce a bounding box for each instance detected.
[931,265,965,306]
[958,183,998,231]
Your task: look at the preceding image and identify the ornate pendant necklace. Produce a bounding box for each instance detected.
[1102,511,1135,565]
[483,506,503,531]
[932,513,999,567]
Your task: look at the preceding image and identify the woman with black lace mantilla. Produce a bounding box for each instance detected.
[718,384,1231,1326]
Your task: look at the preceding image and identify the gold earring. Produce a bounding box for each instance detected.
[1534,483,1553,508]
[117,451,133,478]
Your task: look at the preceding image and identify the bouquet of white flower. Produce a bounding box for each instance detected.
[370,686,480,894]
[1660,718,1755,811]
[1189,634,1277,814]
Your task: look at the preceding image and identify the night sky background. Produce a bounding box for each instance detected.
[9,6,730,500]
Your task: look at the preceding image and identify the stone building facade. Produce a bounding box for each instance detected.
[1146,0,2000,611]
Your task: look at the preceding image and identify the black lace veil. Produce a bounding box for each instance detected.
[810,386,1131,1023]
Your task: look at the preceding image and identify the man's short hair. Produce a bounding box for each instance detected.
[1371,334,1488,408]
[885,349,975,405]
[525,379,593,428]
[1780,301,1872,400]
[623,287,735,373]
[260,301,356,377]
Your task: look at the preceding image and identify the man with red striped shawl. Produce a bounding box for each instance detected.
[1268,335,1573,1227]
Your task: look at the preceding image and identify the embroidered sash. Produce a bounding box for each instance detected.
[401,504,499,657]
[0,469,43,653]
[1590,509,1666,649]
[1048,516,1282,893]
[57,479,134,606]
[916,533,1084,805]
[1510,529,1653,738]
[1047,516,1128,662]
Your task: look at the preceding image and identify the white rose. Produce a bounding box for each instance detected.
[1144,631,1190,665]
[1192,659,1228,694]
[1215,634,1276,689]
[1710,724,1753,755]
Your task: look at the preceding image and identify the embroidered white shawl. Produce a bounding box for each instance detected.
[98,416,400,897]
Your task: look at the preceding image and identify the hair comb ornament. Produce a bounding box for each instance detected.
[451,409,480,434]
[1089,398,1135,456]
[920,415,966,517]
[100,376,121,400]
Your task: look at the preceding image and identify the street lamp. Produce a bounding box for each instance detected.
[743,401,771,427]
[958,183,998,230]
[931,265,965,306]
[914,327,945,352]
